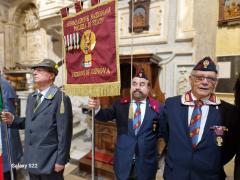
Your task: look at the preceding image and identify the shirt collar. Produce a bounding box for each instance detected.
[32,85,58,100]
[181,90,221,106]
[38,87,50,98]
[132,99,146,104]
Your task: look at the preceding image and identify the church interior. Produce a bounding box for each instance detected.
[0,0,239,179]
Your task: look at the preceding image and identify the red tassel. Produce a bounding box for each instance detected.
[91,0,99,6]
[60,7,69,18]
[75,1,83,13]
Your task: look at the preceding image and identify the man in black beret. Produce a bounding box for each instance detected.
[161,56,235,180]
[88,68,164,180]
[1,59,73,180]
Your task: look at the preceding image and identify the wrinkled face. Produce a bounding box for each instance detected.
[130,77,150,101]
[189,70,218,99]
[32,67,55,85]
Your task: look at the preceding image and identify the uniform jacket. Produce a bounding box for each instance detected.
[1,77,23,172]
[162,95,227,180]
[220,101,240,180]
[95,97,163,180]
[11,85,73,174]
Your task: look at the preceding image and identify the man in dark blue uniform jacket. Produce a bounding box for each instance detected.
[88,69,163,180]
[161,57,229,180]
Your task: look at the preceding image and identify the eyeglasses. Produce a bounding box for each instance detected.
[191,74,217,83]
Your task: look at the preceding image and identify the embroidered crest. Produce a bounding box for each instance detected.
[203,60,209,68]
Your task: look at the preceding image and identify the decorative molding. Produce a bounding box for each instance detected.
[175,0,195,41]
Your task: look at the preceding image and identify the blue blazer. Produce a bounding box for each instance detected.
[162,96,224,180]
[95,97,163,180]
[1,77,23,172]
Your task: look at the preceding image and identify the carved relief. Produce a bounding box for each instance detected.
[24,8,40,31]
[176,67,189,95]
[26,30,45,63]
[174,64,194,96]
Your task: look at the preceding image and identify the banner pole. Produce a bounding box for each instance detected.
[4,125,14,180]
[91,107,95,180]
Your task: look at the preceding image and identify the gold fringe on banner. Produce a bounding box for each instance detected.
[64,81,120,97]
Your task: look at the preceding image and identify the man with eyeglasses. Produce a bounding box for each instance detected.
[1,59,73,180]
[161,57,237,180]
[88,69,164,180]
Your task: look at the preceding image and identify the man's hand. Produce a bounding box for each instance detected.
[54,164,65,172]
[1,111,14,124]
[88,97,100,109]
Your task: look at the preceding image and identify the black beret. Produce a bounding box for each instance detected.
[134,68,148,80]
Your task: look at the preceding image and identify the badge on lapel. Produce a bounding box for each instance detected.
[153,119,158,132]
[210,126,228,147]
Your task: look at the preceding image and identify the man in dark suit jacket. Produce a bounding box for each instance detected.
[88,69,163,180]
[234,76,240,179]
[224,75,240,180]
[161,57,228,180]
[220,99,240,180]
[1,59,73,180]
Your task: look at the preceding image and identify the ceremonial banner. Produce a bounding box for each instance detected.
[91,0,99,6]
[62,0,120,97]
[60,7,69,18]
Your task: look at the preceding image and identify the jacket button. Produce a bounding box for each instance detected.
[29,142,32,146]
[29,129,32,133]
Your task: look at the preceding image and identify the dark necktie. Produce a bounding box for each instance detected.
[189,100,203,148]
[34,93,42,112]
[133,102,141,135]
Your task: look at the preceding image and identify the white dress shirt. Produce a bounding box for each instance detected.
[37,86,50,104]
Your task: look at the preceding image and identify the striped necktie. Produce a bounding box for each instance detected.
[34,93,42,112]
[133,101,141,135]
[189,100,203,148]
